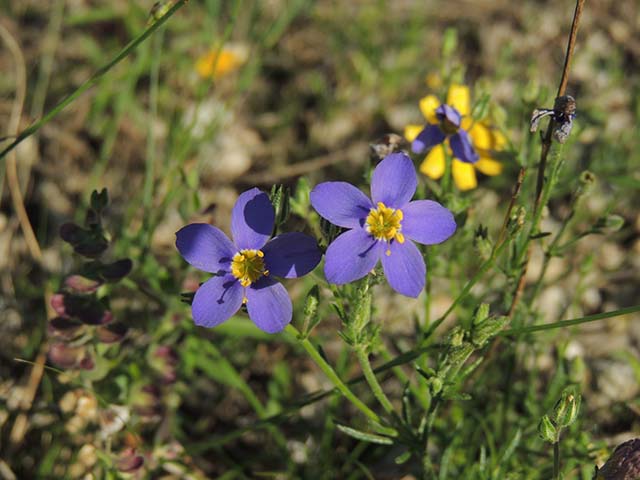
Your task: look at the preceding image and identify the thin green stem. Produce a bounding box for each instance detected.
[355,346,395,416]
[501,305,640,336]
[285,324,382,425]
[427,237,510,336]
[380,347,430,411]
[0,0,189,164]
[528,183,584,304]
[553,440,560,480]
[442,149,453,194]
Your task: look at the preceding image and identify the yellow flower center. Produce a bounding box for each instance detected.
[231,249,269,288]
[365,202,405,255]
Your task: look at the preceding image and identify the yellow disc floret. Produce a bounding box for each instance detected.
[231,249,269,288]
[365,202,405,249]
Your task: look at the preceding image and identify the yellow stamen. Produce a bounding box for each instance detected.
[365,202,405,250]
[231,249,268,288]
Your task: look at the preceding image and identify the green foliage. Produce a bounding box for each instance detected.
[1,0,637,478]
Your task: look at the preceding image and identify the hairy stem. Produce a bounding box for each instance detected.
[286,324,383,425]
[355,346,395,416]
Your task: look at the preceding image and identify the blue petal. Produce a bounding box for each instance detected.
[231,188,275,250]
[175,223,235,274]
[411,124,446,154]
[450,130,479,164]
[192,275,243,328]
[371,152,417,208]
[263,233,322,278]
[324,228,383,285]
[246,278,292,333]
[436,104,462,127]
[380,240,425,298]
[310,182,372,228]
[402,200,457,245]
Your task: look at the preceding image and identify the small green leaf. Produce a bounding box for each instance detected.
[394,451,412,465]
[335,424,394,445]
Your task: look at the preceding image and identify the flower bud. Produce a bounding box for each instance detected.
[538,414,557,444]
[48,317,84,340]
[96,322,128,343]
[116,447,144,473]
[50,294,67,317]
[552,388,580,428]
[64,275,101,293]
[472,304,490,327]
[448,327,465,347]
[595,214,625,233]
[48,343,85,369]
[320,217,341,245]
[472,315,508,347]
[270,184,290,227]
[302,285,320,336]
[98,259,133,282]
[579,170,596,189]
[429,377,443,396]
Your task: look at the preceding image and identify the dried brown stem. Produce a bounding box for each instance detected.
[0,22,42,262]
[509,0,586,318]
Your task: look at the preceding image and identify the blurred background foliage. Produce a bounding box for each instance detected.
[0,0,638,478]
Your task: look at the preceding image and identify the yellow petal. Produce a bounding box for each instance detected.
[452,160,477,190]
[419,145,446,180]
[446,84,471,117]
[404,124,424,142]
[468,122,492,150]
[475,158,503,176]
[425,72,442,90]
[491,129,507,150]
[196,49,244,79]
[419,95,440,123]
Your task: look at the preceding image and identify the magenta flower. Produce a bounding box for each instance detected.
[176,188,321,333]
[310,153,456,297]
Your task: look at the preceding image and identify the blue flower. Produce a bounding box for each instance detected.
[310,153,456,298]
[176,188,322,333]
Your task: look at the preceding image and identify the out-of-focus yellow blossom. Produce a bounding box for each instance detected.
[196,45,248,79]
[404,84,506,191]
[425,72,442,90]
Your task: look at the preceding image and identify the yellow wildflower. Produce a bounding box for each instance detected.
[196,44,248,79]
[404,84,506,191]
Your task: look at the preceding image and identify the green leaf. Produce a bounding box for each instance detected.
[395,451,412,465]
[335,424,394,445]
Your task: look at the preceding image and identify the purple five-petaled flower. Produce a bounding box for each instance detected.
[412,104,479,164]
[176,188,322,333]
[310,153,456,298]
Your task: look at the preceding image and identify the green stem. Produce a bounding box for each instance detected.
[355,346,395,416]
[442,149,453,194]
[501,305,640,336]
[380,347,430,411]
[528,182,583,304]
[0,0,189,164]
[285,324,383,425]
[427,237,510,336]
[553,440,560,480]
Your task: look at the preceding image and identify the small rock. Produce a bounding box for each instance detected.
[593,360,639,403]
